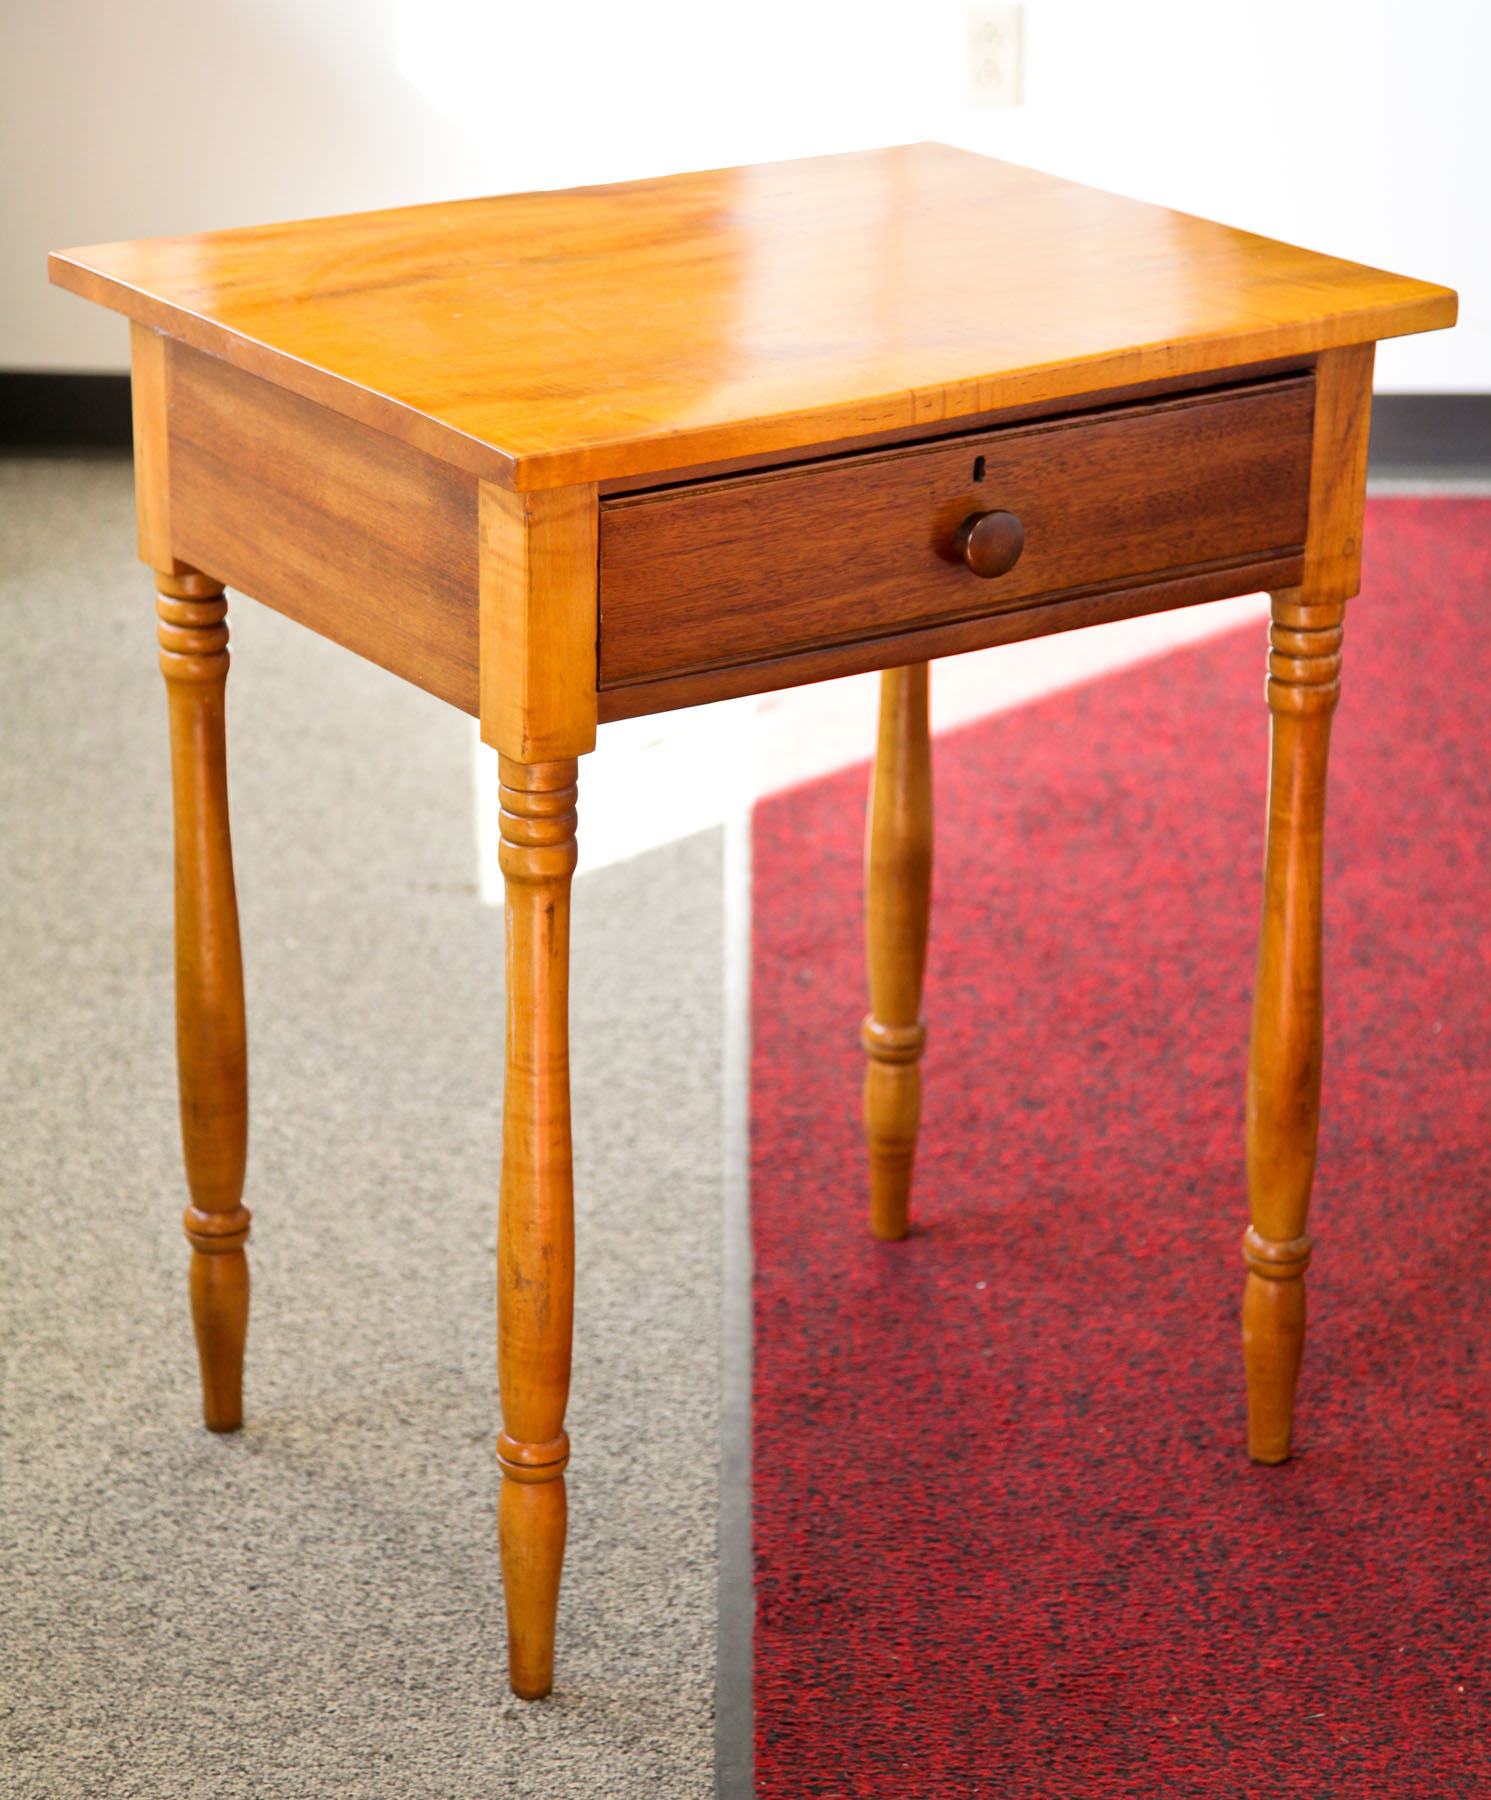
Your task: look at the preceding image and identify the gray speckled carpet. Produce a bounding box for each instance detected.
[0,455,722,1799]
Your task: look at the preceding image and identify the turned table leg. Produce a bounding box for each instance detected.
[156,570,250,1432]
[495,755,578,1699]
[862,662,933,1241]
[1242,586,1344,1463]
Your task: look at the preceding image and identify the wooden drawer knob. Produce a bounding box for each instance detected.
[956,509,1024,578]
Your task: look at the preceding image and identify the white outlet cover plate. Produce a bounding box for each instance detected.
[966,2,1022,108]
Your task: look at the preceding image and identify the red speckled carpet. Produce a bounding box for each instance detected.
[750,499,1491,1798]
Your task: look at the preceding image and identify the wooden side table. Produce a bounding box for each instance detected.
[50,145,1456,1700]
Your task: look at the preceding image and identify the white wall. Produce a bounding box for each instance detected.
[4,0,1485,389]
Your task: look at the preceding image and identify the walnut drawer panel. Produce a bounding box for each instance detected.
[596,375,1314,691]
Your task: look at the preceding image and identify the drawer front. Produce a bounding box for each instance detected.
[597,375,1314,691]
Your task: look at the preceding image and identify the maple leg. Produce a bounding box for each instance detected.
[495,755,578,1697]
[157,570,251,1432]
[862,663,933,1241]
[1243,587,1343,1464]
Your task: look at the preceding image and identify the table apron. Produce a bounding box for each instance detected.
[165,341,481,715]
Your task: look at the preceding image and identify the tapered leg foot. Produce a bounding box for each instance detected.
[1242,1232,1312,1464]
[496,757,578,1699]
[1242,588,1342,1463]
[863,664,933,1241]
[862,1024,925,1241]
[158,571,250,1432]
[185,1213,251,1432]
[497,1441,569,1699]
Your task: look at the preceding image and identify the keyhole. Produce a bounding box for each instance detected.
[972,455,986,482]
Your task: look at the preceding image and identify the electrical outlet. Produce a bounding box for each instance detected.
[966,3,1022,108]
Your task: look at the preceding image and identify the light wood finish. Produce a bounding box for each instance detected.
[1240,345,1375,1464]
[1243,587,1344,1463]
[592,354,1319,496]
[598,375,1313,690]
[49,145,1454,493]
[50,147,1458,1698]
[495,757,579,1698]
[478,484,599,762]
[863,665,933,1240]
[1302,343,1378,603]
[156,569,250,1433]
[129,324,178,573]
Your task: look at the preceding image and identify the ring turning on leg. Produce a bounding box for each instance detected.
[495,756,578,1699]
[1243,588,1343,1464]
[863,663,933,1241]
[157,570,250,1433]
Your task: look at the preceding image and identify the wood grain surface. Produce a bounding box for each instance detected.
[1235,346,1374,1465]
[596,555,1306,721]
[1301,343,1377,602]
[167,341,480,713]
[155,570,252,1434]
[129,324,177,573]
[478,483,599,761]
[494,756,580,1698]
[50,145,1456,491]
[48,137,1462,1711]
[862,664,932,1243]
[598,375,1314,690]
[1242,586,1344,1463]
[590,356,1315,495]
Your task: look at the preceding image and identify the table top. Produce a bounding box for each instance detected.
[50,143,1455,492]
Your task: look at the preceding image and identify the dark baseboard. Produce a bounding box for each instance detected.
[1367,393,1491,480]
[2,370,1488,477]
[1,372,132,448]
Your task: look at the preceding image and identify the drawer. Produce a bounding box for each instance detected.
[597,375,1315,692]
